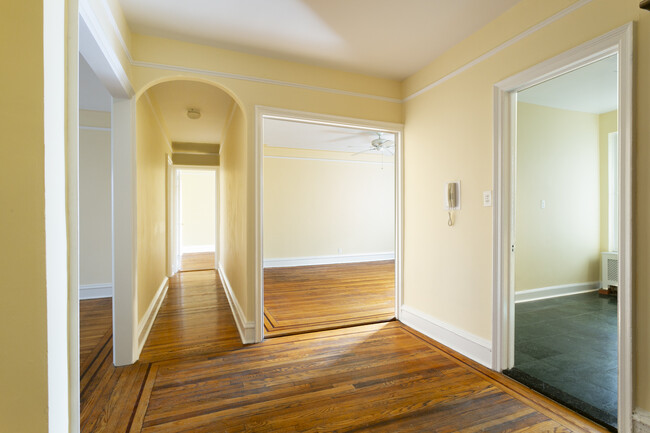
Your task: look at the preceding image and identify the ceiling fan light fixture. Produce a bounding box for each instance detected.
[187,108,201,120]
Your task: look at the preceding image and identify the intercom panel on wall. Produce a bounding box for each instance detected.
[444,181,461,210]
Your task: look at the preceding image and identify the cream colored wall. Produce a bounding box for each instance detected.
[136,95,172,320]
[599,110,617,252]
[79,110,113,286]
[515,103,600,292]
[220,105,250,316]
[401,0,650,410]
[180,170,216,251]
[263,147,394,259]
[0,3,48,431]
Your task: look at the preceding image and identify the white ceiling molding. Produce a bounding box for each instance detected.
[403,0,594,101]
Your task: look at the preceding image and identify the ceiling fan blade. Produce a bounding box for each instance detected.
[384,148,394,155]
[352,148,375,156]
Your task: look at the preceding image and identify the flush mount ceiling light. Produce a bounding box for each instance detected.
[187,108,201,119]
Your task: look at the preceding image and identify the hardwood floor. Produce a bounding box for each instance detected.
[264,260,395,337]
[179,252,215,272]
[80,270,608,433]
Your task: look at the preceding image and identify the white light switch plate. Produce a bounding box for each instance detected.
[483,191,492,207]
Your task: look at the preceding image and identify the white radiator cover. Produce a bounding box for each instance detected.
[602,252,619,288]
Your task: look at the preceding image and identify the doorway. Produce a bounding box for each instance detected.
[493,24,633,432]
[257,109,403,340]
[175,168,218,272]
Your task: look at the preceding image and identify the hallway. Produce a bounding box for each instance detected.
[80,271,608,432]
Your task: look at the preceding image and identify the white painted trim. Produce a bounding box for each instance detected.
[98,0,133,62]
[217,265,255,344]
[79,283,113,299]
[400,305,492,368]
[633,409,650,433]
[263,155,394,166]
[492,23,634,432]
[136,277,169,357]
[255,106,404,343]
[79,125,111,132]
[404,0,594,101]
[264,252,395,268]
[181,244,216,254]
[132,60,402,104]
[514,282,599,303]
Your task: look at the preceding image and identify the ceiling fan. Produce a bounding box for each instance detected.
[351,132,394,156]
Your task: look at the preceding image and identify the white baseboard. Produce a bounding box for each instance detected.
[515,281,600,303]
[136,277,169,357]
[217,265,255,344]
[634,409,650,433]
[181,245,215,254]
[79,283,113,299]
[263,252,395,268]
[400,305,492,368]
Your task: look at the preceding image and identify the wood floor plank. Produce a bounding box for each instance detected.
[263,260,395,337]
[80,267,608,433]
[179,252,215,272]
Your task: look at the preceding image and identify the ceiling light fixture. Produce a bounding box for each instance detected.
[187,108,201,120]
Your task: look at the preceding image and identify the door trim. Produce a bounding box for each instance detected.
[492,23,634,431]
[254,106,404,343]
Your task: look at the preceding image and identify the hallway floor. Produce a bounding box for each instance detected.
[263,260,395,337]
[80,271,608,432]
[505,291,618,430]
[179,252,215,271]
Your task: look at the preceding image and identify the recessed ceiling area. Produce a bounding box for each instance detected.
[145,81,235,144]
[264,118,395,155]
[518,55,618,114]
[118,0,522,80]
[79,54,112,112]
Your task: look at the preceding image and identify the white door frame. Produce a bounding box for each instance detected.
[172,165,220,271]
[492,23,633,431]
[254,106,404,343]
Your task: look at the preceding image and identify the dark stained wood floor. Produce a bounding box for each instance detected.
[264,260,395,337]
[80,270,608,433]
[179,252,215,272]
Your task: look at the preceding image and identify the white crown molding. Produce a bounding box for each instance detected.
[263,155,394,166]
[400,305,492,368]
[403,0,594,101]
[514,282,600,303]
[136,277,169,357]
[79,283,113,299]
[99,0,133,62]
[218,265,255,344]
[264,252,395,268]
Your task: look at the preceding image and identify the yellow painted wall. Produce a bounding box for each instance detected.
[515,103,600,292]
[263,147,394,259]
[79,110,112,286]
[180,170,216,251]
[136,95,172,320]
[220,105,250,316]
[401,0,650,410]
[0,2,48,431]
[599,110,618,252]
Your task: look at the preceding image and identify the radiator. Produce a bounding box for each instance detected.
[601,252,619,288]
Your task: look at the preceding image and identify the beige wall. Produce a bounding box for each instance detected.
[0,3,48,430]
[180,170,216,251]
[220,105,250,316]
[599,110,618,252]
[515,102,600,292]
[401,0,650,410]
[263,147,394,259]
[136,95,172,320]
[79,110,113,286]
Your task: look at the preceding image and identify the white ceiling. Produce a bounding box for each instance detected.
[518,55,618,114]
[146,81,235,144]
[79,54,112,112]
[264,118,395,155]
[118,0,522,80]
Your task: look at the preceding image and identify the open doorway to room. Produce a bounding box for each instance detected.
[261,116,399,337]
[176,168,217,272]
[504,54,620,429]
